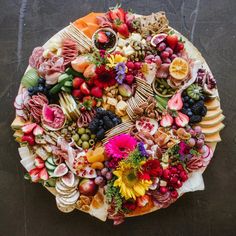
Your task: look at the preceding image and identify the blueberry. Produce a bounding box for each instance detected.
[38,78,45,84]
[187,111,193,117]
[184,103,189,108]
[189,99,195,105]
[187,108,192,112]
[28,87,34,93]
[181,109,188,114]
[38,85,44,92]
[183,96,189,102]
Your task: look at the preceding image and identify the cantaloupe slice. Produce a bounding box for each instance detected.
[73,19,88,29]
[205,132,222,143]
[199,114,225,127]
[202,107,222,121]
[205,98,220,111]
[201,122,225,135]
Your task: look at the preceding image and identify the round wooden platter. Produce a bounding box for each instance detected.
[15,15,221,218]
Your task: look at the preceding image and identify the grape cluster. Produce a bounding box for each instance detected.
[27,78,52,97]
[181,91,207,124]
[88,108,121,141]
[94,166,113,187]
[187,126,205,150]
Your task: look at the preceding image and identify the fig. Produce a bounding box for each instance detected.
[118,84,132,97]
[168,92,183,111]
[175,112,189,127]
[53,163,68,177]
[160,113,174,127]
[62,171,75,187]
[79,178,98,196]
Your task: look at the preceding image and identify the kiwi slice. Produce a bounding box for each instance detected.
[187,84,203,100]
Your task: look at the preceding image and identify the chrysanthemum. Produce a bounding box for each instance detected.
[105,134,137,160]
[94,65,116,88]
[107,54,127,68]
[113,162,152,200]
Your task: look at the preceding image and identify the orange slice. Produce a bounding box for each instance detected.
[169,57,189,81]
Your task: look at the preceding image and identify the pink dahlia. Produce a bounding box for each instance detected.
[105,134,137,160]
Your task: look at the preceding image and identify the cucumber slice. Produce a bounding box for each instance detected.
[46,178,57,187]
[45,162,56,170]
[48,170,55,177]
[47,157,55,165]
[61,86,71,93]
[64,81,72,87]
[49,76,72,95]
[65,67,85,78]
[58,73,71,82]
[21,69,39,88]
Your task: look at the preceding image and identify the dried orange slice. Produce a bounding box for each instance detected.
[169,57,189,81]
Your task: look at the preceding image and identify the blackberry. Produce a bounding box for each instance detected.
[103,116,114,130]
[181,108,188,114]
[190,115,202,123]
[96,129,105,141]
[191,101,204,115]
[201,106,207,116]
[112,117,121,125]
[106,111,116,119]
[38,78,45,85]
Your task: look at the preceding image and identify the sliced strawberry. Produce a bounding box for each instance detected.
[175,112,189,127]
[168,92,183,111]
[83,96,97,108]
[29,168,40,182]
[33,125,44,136]
[108,7,125,22]
[39,167,49,180]
[34,156,45,169]
[21,134,35,146]
[96,31,109,43]
[176,42,184,52]
[80,82,90,95]
[72,89,83,99]
[22,123,37,134]
[160,113,174,127]
[116,22,129,38]
[136,195,150,207]
[166,34,178,50]
[72,77,84,89]
[91,87,103,98]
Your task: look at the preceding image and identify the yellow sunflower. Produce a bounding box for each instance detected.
[107,54,127,68]
[113,162,152,200]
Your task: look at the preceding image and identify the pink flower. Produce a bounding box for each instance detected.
[105,134,137,160]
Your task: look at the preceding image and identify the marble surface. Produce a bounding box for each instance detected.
[0,0,236,235]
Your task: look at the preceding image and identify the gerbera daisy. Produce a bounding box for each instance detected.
[107,54,127,68]
[94,65,116,88]
[105,134,137,160]
[113,162,152,200]
[138,159,163,180]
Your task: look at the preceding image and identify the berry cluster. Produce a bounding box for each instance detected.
[28,78,52,97]
[88,108,121,140]
[124,61,142,84]
[181,91,207,124]
[159,163,188,198]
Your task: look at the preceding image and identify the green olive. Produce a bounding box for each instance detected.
[89,139,95,146]
[85,128,91,134]
[72,134,79,142]
[77,139,83,146]
[90,134,96,139]
[82,141,90,150]
[81,134,90,141]
[78,127,86,135]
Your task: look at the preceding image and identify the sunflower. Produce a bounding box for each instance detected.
[113,162,152,200]
[107,54,127,68]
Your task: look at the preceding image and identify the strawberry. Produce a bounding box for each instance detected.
[21,134,35,146]
[168,92,183,111]
[34,157,45,169]
[29,168,40,182]
[80,82,90,95]
[83,96,97,108]
[86,77,94,86]
[108,6,125,22]
[72,89,83,99]
[39,167,49,181]
[72,77,84,89]
[96,31,109,43]
[116,22,129,38]
[22,123,37,134]
[125,74,134,84]
[91,87,103,98]
[175,42,184,52]
[33,125,44,136]
[166,34,178,50]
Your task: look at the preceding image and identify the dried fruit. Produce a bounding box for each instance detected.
[169,57,189,81]
[168,92,183,111]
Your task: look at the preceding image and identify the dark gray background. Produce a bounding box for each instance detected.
[0,0,236,235]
